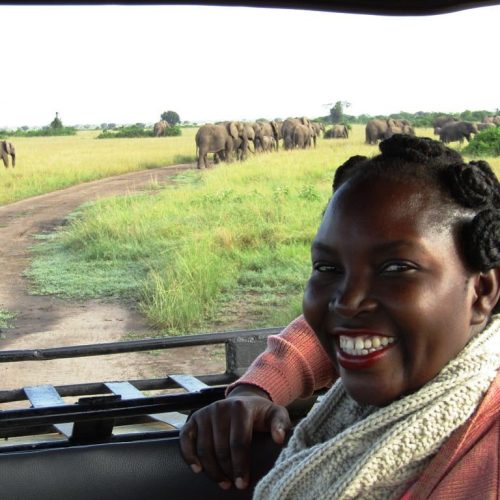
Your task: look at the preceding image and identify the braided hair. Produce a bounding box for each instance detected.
[332,134,500,313]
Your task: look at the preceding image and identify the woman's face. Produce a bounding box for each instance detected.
[303,177,480,406]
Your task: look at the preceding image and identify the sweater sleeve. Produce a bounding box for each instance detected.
[226,315,337,406]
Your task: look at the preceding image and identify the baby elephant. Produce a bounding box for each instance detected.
[1,141,16,168]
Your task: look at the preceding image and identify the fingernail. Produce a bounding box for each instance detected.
[235,477,248,490]
[190,464,202,474]
[218,480,232,490]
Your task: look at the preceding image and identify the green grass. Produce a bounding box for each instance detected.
[0,129,197,205]
[21,125,500,335]
[0,310,16,330]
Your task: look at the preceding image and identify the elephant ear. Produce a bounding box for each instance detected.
[246,125,255,141]
[270,121,278,136]
[227,121,239,139]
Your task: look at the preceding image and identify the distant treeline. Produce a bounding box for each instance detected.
[318,110,500,127]
[0,127,77,138]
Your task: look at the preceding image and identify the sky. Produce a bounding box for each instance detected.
[1,4,499,129]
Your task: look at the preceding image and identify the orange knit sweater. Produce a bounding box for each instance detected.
[230,315,500,498]
[229,315,335,405]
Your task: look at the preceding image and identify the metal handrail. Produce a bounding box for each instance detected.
[0,326,283,362]
[0,387,226,430]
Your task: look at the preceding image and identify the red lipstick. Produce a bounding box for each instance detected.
[336,344,393,370]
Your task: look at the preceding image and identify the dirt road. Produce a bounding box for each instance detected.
[0,165,225,391]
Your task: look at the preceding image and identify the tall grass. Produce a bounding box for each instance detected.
[0,130,197,205]
[21,125,500,334]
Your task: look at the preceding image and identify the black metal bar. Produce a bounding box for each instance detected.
[0,373,235,403]
[0,387,226,429]
[0,327,282,362]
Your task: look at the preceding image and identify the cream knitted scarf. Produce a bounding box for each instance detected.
[253,317,500,500]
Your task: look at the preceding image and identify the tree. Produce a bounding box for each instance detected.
[50,112,63,129]
[329,101,351,124]
[161,110,180,127]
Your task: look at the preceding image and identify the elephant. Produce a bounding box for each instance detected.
[259,135,276,152]
[477,122,495,131]
[433,115,458,135]
[311,122,325,137]
[483,115,500,126]
[438,121,478,144]
[365,119,391,144]
[384,119,415,139]
[292,123,312,149]
[282,117,311,150]
[308,124,317,147]
[309,122,325,146]
[325,124,349,139]
[153,120,169,137]
[253,120,279,152]
[243,122,256,151]
[1,141,15,168]
[365,119,414,144]
[195,121,249,169]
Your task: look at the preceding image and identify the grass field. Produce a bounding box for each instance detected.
[0,129,197,205]
[13,125,500,335]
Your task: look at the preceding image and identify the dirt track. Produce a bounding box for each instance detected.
[0,165,225,391]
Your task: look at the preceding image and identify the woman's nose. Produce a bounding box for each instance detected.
[329,274,377,317]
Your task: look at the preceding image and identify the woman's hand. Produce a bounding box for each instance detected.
[179,384,291,490]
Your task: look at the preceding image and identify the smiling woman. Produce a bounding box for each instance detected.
[180,135,500,498]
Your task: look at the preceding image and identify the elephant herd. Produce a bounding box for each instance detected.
[195,113,496,169]
[364,115,498,146]
[195,117,323,169]
[432,115,500,144]
[1,141,15,168]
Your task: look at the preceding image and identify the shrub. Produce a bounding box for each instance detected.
[164,125,182,136]
[96,124,182,139]
[10,127,77,137]
[462,127,500,157]
[96,124,153,139]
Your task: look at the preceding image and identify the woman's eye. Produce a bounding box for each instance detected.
[314,263,341,273]
[381,262,415,273]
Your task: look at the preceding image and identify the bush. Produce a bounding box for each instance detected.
[96,125,182,139]
[10,127,77,137]
[97,125,152,139]
[462,127,500,157]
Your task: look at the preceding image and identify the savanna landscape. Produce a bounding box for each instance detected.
[1,123,499,388]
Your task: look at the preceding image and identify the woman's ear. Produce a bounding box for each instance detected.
[471,268,500,324]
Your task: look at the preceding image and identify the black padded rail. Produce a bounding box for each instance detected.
[0,432,283,500]
[15,1,500,16]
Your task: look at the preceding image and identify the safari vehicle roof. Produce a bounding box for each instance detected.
[170,0,500,15]
[11,0,500,15]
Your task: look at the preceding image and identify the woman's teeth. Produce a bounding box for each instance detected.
[339,335,395,356]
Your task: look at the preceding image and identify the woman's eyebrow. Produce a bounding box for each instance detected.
[311,241,335,253]
[372,240,418,252]
[312,240,425,254]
